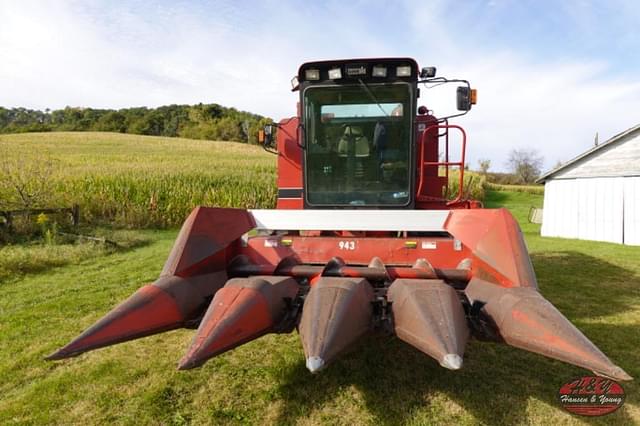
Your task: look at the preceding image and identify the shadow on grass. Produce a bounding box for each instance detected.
[273,250,638,425]
[531,251,639,320]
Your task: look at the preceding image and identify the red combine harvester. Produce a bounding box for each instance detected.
[49,58,630,381]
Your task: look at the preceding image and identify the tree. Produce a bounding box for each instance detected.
[478,158,491,174]
[94,111,127,132]
[506,149,543,183]
[0,147,56,210]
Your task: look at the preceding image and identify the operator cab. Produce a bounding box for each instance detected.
[259,58,476,210]
[298,59,417,208]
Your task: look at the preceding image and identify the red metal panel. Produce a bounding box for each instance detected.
[163,207,255,277]
[388,279,469,369]
[466,278,631,381]
[276,198,303,209]
[298,277,374,372]
[47,272,227,359]
[178,276,299,369]
[276,117,302,209]
[445,208,537,288]
[240,235,472,268]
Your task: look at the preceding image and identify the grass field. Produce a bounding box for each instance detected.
[1,188,638,425]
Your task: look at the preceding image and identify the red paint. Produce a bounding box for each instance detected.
[182,287,272,363]
[240,235,471,268]
[445,208,537,288]
[59,284,183,353]
[510,309,593,360]
[309,274,322,286]
[417,124,466,204]
[276,117,303,209]
[163,207,255,277]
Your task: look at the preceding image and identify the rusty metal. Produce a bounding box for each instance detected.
[298,277,374,373]
[178,276,298,370]
[229,260,471,284]
[465,278,632,381]
[388,279,469,370]
[47,272,226,360]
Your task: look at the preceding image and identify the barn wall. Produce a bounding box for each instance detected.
[541,177,635,244]
[554,132,640,179]
[625,177,640,245]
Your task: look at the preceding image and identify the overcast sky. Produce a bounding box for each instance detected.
[2,0,639,171]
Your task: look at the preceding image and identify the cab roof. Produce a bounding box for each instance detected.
[297,57,419,85]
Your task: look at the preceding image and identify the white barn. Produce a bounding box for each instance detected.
[538,124,640,245]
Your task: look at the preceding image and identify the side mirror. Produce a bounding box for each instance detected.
[258,124,274,147]
[420,66,437,78]
[456,87,477,111]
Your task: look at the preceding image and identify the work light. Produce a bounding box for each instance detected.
[396,65,412,77]
[305,69,320,80]
[328,67,342,79]
[372,66,387,77]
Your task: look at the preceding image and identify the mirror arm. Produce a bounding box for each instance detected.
[418,78,472,122]
[262,144,278,155]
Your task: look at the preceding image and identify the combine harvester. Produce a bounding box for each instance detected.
[49,58,630,381]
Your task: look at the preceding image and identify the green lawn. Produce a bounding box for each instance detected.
[1,191,638,425]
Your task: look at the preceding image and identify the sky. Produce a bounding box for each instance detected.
[2,0,640,171]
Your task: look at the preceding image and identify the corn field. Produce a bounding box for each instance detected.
[0,132,277,227]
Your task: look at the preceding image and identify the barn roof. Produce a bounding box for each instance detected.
[537,123,640,183]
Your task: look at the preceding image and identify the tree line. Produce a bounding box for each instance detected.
[0,104,272,144]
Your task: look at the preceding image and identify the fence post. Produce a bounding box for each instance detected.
[71,204,80,226]
[5,212,13,231]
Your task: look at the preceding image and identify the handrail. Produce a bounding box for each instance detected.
[417,124,467,203]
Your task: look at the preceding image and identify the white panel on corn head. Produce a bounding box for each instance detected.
[248,209,450,232]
